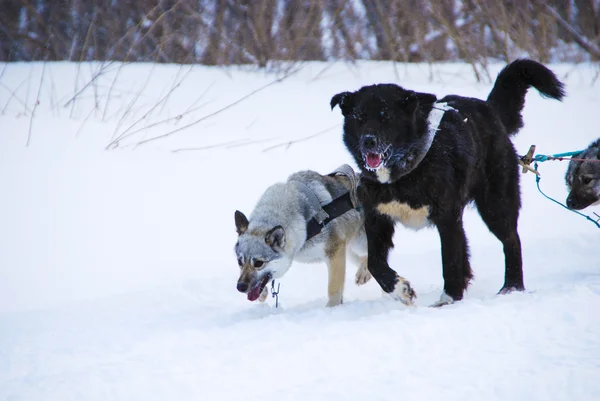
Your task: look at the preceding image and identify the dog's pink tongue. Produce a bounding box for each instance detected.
[247,285,262,302]
[366,153,382,168]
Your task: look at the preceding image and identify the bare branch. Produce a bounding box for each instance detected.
[538,1,600,60]
[131,66,304,149]
[27,61,46,147]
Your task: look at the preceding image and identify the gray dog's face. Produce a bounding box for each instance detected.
[566,160,600,210]
[566,142,600,210]
[233,211,293,302]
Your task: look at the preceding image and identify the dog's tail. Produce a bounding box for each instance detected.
[486,59,565,136]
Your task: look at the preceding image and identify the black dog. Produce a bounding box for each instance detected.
[331,59,565,306]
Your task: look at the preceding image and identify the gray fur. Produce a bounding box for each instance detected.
[234,165,372,306]
[566,138,600,210]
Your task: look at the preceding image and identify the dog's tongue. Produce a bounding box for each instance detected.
[366,153,382,168]
[247,285,262,301]
[248,285,261,302]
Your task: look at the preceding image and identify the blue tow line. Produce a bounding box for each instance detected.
[529,151,600,229]
[532,150,583,162]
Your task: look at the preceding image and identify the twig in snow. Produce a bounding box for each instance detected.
[172,137,276,153]
[0,79,31,115]
[309,58,341,82]
[107,65,193,149]
[122,82,214,140]
[109,62,158,142]
[116,100,211,141]
[262,124,340,153]
[63,61,115,108]
[158,64,192,116]
[76,105,97,138]
[70,62,83,119]
[24,64,33,115]
[27,61,46,147]
[132,66,304,148]
[171,138,249,153]
[0,63,7,84]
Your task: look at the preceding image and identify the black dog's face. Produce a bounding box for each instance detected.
[331,84,437,183]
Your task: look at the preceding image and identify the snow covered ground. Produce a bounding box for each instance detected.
[1,61,599,401]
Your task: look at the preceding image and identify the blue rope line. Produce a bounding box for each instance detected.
[534,162,600,229]
[533,150,582,162]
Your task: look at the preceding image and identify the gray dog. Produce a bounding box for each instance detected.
[234,165,415,307]
[566,138,600,210]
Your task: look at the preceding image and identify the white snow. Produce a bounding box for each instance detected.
[1,61,599,401]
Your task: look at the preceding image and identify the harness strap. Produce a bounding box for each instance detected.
[305,192,355,241]
[290,180,329,224]
[291,165,361,242]
[330,164,360,208]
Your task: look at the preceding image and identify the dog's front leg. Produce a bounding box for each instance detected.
[325,241,346,307]
[432,213,472,306]
[364,210,416,305]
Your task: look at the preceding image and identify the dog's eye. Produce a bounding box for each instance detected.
[253,260,264,268]
[353,111,366,123]
[380,110,389,121]
[581,176,593,185]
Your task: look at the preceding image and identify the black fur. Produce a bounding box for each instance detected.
[331,59,565,302]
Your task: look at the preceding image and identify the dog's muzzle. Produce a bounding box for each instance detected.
[360,135,391,171]
[566,192,599,210]
[238,273,272,302]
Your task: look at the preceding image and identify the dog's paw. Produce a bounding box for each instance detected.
[355,259,372,285]
[326,297,343,307]
[258,286,269,303]
[388,276,416,306]
[498,284,525,295]
[430,292,455,308]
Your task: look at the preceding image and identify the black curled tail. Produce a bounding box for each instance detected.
[486,59,566,136]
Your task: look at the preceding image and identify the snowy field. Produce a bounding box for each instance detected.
[1,61,599,401]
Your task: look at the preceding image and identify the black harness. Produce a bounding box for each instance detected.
[305,191,356,241]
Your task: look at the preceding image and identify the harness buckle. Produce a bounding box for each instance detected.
[518,144,540,175]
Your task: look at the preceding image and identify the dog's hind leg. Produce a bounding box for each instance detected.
[348,250,372,285]
[434,212,472,306]
[325,241,347,307]
[475,186,525,294]
[355,256,372,285]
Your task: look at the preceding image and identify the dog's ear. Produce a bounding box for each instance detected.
[234,210,249,235]
[401,92,437,115]
[330,91,354,115]
[265,226,285,249]
[416,92,437,107]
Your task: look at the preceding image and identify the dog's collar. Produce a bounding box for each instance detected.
[414,102,456,167]
[306,192,355,241]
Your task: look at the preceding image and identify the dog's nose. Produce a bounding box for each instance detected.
[237,282,248,293]
[361,135,378,151]
[566,195,576,209]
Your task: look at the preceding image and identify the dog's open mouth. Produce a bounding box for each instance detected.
[247,274,271,302]
[365,152,382,169]
[363,147,391,171]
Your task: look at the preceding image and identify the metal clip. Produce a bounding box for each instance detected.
[271,280,280,308]
[519,144,540,176]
